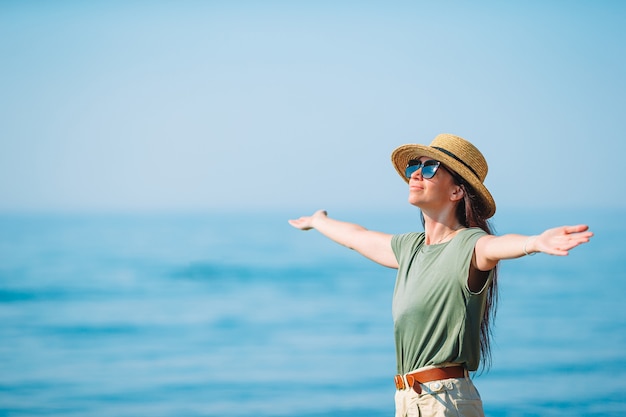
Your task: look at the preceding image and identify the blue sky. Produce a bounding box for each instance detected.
[1,1,624,213]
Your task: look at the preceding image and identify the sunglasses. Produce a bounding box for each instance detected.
[405,159,442,179]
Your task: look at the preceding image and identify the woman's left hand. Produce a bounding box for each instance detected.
[529,224,593,256]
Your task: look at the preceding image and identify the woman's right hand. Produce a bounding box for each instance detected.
[288,209,328,231]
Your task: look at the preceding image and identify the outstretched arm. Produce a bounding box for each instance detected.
[474,224,593,271]
[288,210,398,269]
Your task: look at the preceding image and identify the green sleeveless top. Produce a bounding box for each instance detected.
[391,228,493,374]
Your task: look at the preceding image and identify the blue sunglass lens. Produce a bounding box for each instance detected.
[405,160,440,179]
[405,164,420,178]
[421,164,438,179]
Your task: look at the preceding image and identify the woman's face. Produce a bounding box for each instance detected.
[407,156,463,211]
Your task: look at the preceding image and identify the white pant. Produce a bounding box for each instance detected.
[394,369,484,417]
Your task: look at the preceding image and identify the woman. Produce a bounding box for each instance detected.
[288,133,593,417]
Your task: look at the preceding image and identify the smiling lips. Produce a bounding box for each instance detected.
[409,181,423,191]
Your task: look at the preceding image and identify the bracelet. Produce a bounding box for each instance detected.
[523,236,536,256]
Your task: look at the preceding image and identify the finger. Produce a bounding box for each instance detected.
[288,217,313,230]
[568,232,593,243]
[287,218,305,227]
[562,237,592,250]
[577,231,594,239]
[563,224,589,234]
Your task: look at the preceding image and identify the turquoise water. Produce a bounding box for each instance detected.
[0,209,624,416]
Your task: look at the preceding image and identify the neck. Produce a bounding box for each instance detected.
[422,210,463,245]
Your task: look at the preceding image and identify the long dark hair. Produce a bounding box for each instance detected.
[447,168,499,372]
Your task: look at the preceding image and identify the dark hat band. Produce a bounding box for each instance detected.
[432,146,480,180]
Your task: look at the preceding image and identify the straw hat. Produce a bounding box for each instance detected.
[391,133,496,218]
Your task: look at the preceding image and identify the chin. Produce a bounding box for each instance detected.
[407,197,422,208]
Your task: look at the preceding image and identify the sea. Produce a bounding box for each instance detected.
[1,207,624,417]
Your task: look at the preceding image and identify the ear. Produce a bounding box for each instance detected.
[450,184,465,202]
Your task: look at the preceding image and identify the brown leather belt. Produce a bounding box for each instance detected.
[394,366,466,393]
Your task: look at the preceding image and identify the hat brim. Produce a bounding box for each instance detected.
[391,144,496,218]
